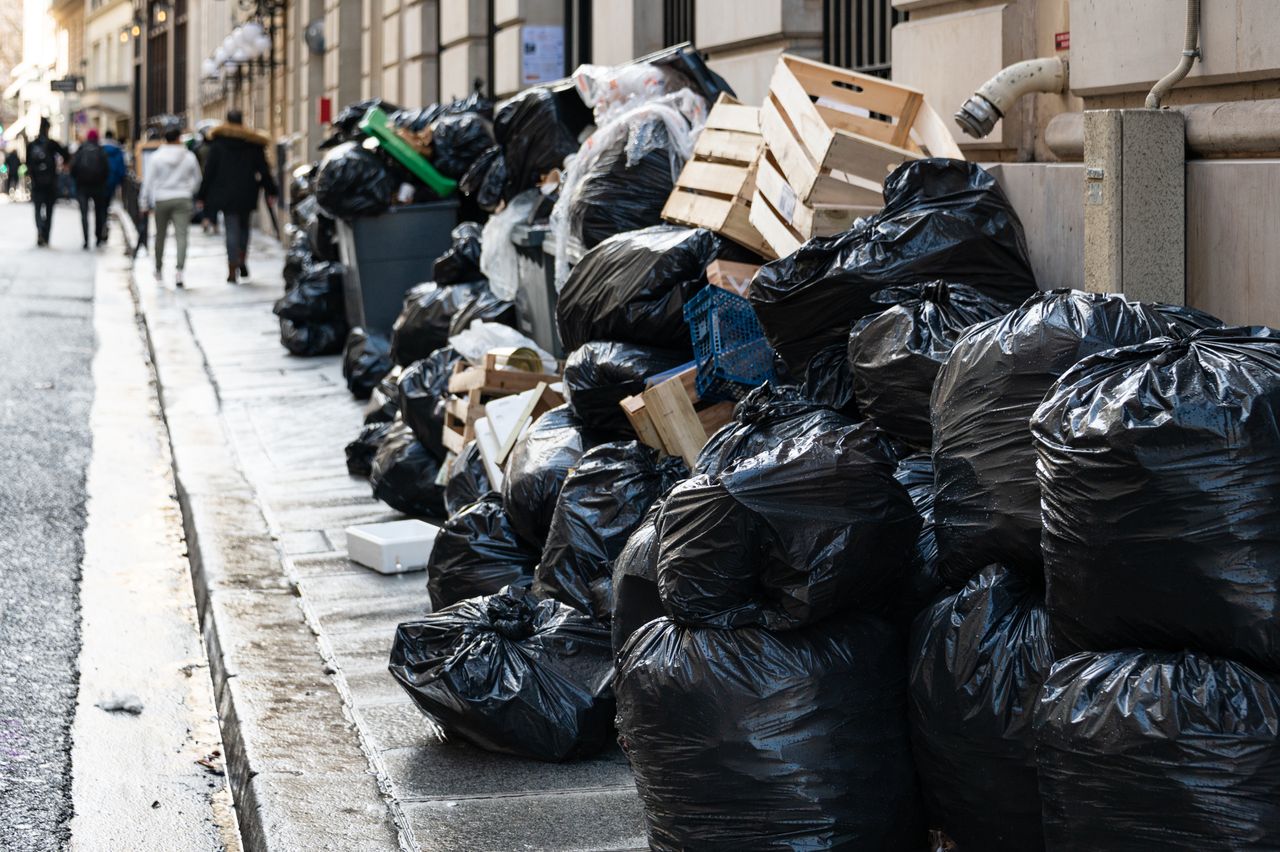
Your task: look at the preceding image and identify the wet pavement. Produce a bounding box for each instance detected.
[129,217,648,850]
[0,197,96,850]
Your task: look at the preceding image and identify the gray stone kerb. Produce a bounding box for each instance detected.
[115,212,409,852]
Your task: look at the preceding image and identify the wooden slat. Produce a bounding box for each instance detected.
[911,99,965,159]
[754,151,876,237]
[721,201,777,260]
[826,130,919,191]
[814,103,899,145]
[704,94,761,135]
[696,401,736,437]
[692,127,764,165]
[620,394,665,452]
[706,259,761,297]
[676,159,752,196]
[643,375,709,468]
[768,58,837,167]
[447,366,561,395]
[662,187,734,231]
[748,188,804,259]
[760,95,821,199]
[780,54,923,120]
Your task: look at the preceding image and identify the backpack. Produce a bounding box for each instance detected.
[27,139,55,186]
[72,142,107,185]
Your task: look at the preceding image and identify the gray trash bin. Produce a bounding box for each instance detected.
[336,200,459,334]
[511,222,563,357]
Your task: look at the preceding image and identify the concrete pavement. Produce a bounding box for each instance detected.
[126,216,647,850]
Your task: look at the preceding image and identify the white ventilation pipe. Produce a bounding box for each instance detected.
[954,56,1069,139]
[1145,0,1201,109]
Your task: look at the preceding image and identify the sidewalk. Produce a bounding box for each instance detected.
[125,220,647,851]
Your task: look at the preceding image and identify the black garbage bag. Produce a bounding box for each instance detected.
[616,614,924,851]
[273,262,345,322]
[369,421,445,518]
[800,342,859,417]
[364,366,402,424]
[444,440,491,516]
[562,342,687,434]
[1033,326,1280,671]
[428,112,496,179]
[909,565,1052,851]
[493,85,589,198]
[447,285,517,336]
[289,162,317,206]
[931,289,1169,587]
[398,347,464,458]
[893,453,945,619]
[329,98,402,140]
[556,225,723,353]
[426,494,539,611]
[345,420,395,477]
[750,159,1038,375]
[390,283,480,367]
[1036,649,1280,850]
[502,405,597,547]
[611,505,663,656]
[293,195,340,262]
[284,231,312,290]
[279,318,346,356]
[342,328,393,400]
[1152,302,1224,335]
[658,428,920,631]
[535,442,687,621]
[565,121,677,253]
[389,587,616,761]
[849,281,1013,449]
[314,141,395,220]
[459,145,507,213]
[432,222,484,285]
[696,382,894,477]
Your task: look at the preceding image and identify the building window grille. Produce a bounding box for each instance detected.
[663,0,695,47]
[823,0,906,78]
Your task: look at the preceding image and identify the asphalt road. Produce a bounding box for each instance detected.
[0,196,97,850]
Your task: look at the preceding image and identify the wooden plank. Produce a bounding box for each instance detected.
[676,159,752,196]
[911,99,965,159]
[754,152,876,237]
[704,94,761,135]
[721,201,778,260]
[696,401,736,437]
[447,366,561,395]
[781,54,923,122]
[814,103,900,146]
[662,188,734,231]
[760,96,821,200]
[643,376,709,468]
[692,128,764,165]
[620,394,665,452]
[706,259,761,297]
[768,58,837,168]
[749,189,804,259]
[827,130,919,188]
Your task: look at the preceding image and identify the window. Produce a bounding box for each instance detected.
[663,0,694,48]
[564,0,592,76]
[822,0,906,78]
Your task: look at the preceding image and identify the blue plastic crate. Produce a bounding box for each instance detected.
[684,285,776,402]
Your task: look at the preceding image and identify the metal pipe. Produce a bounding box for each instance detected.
[1046,100,1280,161]
[1146,0,1201,109]
[955,56,1069,139]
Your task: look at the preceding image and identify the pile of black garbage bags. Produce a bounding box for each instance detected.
[273,164,348,355]
[350,122,1280,847]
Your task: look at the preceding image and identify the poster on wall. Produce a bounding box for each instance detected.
[521,26,565,86]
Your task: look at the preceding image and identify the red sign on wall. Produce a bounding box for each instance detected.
[1055,31,1070,50]
[317,96,332,126]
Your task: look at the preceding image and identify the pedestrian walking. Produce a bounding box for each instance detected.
[140,126,202,288]
[3,147,20,195]
[25,118,70,247]
[102,130,127,204]
[196,109,277,284]
[70,129,110,249]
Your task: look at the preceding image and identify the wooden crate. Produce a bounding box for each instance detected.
[441,352,563,454]
[759,54,962,208]
[661,94,776,259]
[621,367,735,467]
[751,148,878,250]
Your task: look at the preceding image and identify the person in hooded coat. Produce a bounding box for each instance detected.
[195,109,278,284]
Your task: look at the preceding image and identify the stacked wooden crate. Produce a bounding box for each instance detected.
[442,352,563,454]
[661,94,775,259]
[750,55,964,257]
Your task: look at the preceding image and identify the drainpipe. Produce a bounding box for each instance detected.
[954,56,1069,139]
[1145,0,1201,109]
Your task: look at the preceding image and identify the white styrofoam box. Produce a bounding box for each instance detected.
[346,520,440,574]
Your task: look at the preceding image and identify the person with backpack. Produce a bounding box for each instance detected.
[140,126,202,287]
[25,118,70,247]
[102,130,127,204]
[196,109,277,284]
[71,129,110,249]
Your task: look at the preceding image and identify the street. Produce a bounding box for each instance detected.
[0,196,235,850]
